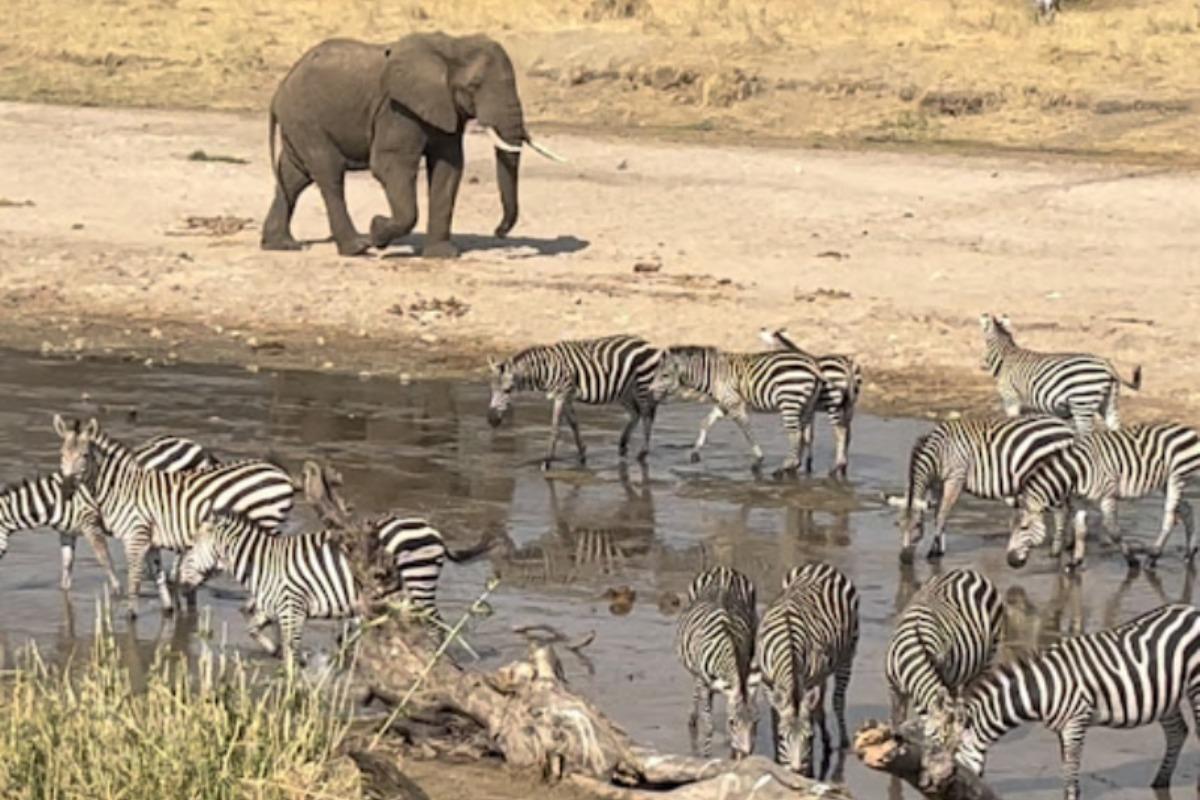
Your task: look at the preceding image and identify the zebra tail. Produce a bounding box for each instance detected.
[446,526,501,563]
[760,327,804,353]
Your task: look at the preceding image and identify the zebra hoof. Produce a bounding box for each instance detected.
[636,449,649,464]
[689,451,702,464]
[926,549,945,562]
[540,459,553,471]
[898,548,915,566]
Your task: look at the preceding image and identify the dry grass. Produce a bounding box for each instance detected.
[0,610,355,800]
[0,0,1198,157]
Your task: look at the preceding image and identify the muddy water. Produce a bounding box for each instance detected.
[0,351,1193,799]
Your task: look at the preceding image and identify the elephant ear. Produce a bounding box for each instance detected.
[382,37,459,134]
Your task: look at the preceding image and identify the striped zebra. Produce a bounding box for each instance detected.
[980,314,1141,433]
[651,345,824,476]
[890,414,1075,563]
[487,335,662,470]
[759,328,862,478]
[1007,422,1200,571]
[756,562,858,776]
[885,568,1003,735]
[376,516,493,618]
[0,434,218,591]
[675,565,758,758]
[953,603,1200,800]
[52,416,295,617]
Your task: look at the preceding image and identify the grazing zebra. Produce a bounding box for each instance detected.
[1007,422,1200,571]
[651,345,824,476]
[675,565,758,758]
[759,328,862,478]
[885,568,1003,735]
[52,416,295,617]
[756,562,858,776]
[0,434,219,591]
[890,414,1075,563]
[980,314,1141,434]
[953,603,1200,800]
[486,335,662,469]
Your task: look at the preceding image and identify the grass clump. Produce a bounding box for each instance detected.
[0,610,354,800]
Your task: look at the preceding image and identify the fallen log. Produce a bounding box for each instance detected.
[853,719,1001,800]
[303,461,852,800]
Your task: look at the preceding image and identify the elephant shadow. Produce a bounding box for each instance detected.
[379,232,589,259]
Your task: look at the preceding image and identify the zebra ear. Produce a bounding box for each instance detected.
[83,418,99,438]
[52,414,69,438]
[486,356,501,375]
[999,314,1012,332]
[979,313,992,331]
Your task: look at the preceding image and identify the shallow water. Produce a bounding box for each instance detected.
[0,351,1193,799]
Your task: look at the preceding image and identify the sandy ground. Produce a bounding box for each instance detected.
[1,100,1198,422]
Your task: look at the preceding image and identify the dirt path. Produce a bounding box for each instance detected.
[1,100,1198,420]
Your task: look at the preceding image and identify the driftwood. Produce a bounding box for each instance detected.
[302,461,849,800]
[854,719,1001,800]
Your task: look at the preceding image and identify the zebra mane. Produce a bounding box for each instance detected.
[0,473,55,499]
[666,345,716,358]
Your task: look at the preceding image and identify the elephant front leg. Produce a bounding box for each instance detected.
[422,140,464,258]
[369,155,419,250]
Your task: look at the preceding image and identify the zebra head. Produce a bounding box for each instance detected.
[178,501,225,589]
[979,314,1014,375]
[486,356,516,427]
[1006,507,1047,569]
[725,678,758,760]
[650,347,708,403]
[954,724,988,776]
[887,493,930,564]
[922,686,966,755]
[53,415,99,501]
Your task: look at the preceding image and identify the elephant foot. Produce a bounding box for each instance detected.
[336,234,372,257]
[369,215,414,249]
[261,235,305,252]
[422,240,460,259]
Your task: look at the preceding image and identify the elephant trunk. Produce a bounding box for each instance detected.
[494,146,520,238]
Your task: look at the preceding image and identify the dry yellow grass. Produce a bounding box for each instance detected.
[0,0,1198,157]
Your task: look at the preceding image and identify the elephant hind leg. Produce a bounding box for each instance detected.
[307,152,369,257]
[261,149,312,251]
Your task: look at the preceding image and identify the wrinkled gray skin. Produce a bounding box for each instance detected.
[262,32,525,258]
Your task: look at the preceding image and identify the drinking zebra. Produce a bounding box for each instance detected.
[980,314,1141,433]
[486,335,662,469]
[179,511,472,658]
[756,562,858,776]
[885,568,1003,734]
[651,345,824,476]
[674,565,758,758]
[758,328,862,478]
[52,416,295,616]
[953,603,1200,800]
[1007,422,1200,571]
[889,414,1075,563]
[0,434,218,591]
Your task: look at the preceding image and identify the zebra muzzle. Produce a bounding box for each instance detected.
[1006,550,1029,569]
[486,408,505,428]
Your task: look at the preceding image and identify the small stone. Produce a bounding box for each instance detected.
[419,333,438,344]
[245,363,260,374]
[149,327,163,340]
[246,335,258,348]
[316,335,326,346]
[358,371,372,381]
[399,372,412,385]
[72,337,86,352]
[322,360,334,369]
[143,358,155,368]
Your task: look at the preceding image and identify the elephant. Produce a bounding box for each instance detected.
[261,32,558,258]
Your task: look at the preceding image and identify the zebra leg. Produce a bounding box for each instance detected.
[1056,717,1090,800]
[1101,496,1138,569]
[804,416,816,474]
[807,683,830,779]
[561,400,587,466]
[687,680,714,756]
[246,607,281,657]
[1181,500,1197,562]
[617,398,639,458]
[831,411,851,479]
[80,521,121,593]
[1149,481,1185,566]
[833,656,853,748]
[122,530,154,618]
[637,403,656,463]
[690,406,726,463]
[1151,710,1188,788]
[1066,508,1090,572]
[279,607,306,667]
[1102,397,1121,431]
[1049,505,1068,559]
[542,395,567,470]
[57,532,76,592]
[928,479,963,560]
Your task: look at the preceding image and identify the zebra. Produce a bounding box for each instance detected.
[953,603,1200,800]
[980,314,1141,434]
[486,335,662,470]
[0,434,218,591]
[1007,422,1200,571]
[889,414,1076,563]
[52,416,295,617]
[758,328,862,478]
[755,562,858,776]
[179,511,471,658]
[885,568,1003,739]
[674,565,758,758]
[651,345,824,476]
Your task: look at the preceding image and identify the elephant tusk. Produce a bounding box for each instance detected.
[525,137,568,163]
[486,127,524,154]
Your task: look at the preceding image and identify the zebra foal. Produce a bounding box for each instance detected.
[759,328,862,478]
[53,416,295,616]
[885,568,1003,732]
[487,335,662,469]
[890,414,1074,563]
[651,345,824,476]
[980,314,1141,433]
[1007,422,1200,571]
[675,565,758,758]
[755,562,858,776]
[952,603,1200,799]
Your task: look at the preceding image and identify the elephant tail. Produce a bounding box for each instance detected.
[268,110,281,187]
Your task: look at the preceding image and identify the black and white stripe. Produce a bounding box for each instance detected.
[487,335,662,469]
[760,328,862,477]
[955,603,1200,800]
[756,562,858,776]
[376,516,491,618]
[0,434,220,591]
[651,345,824,475]
[895,414,1075,563]
[885,568,1003,731]
[1008,422,1200,570]
[53,416,295,617]
[980,314,1141,433]
[675,565,758,758]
